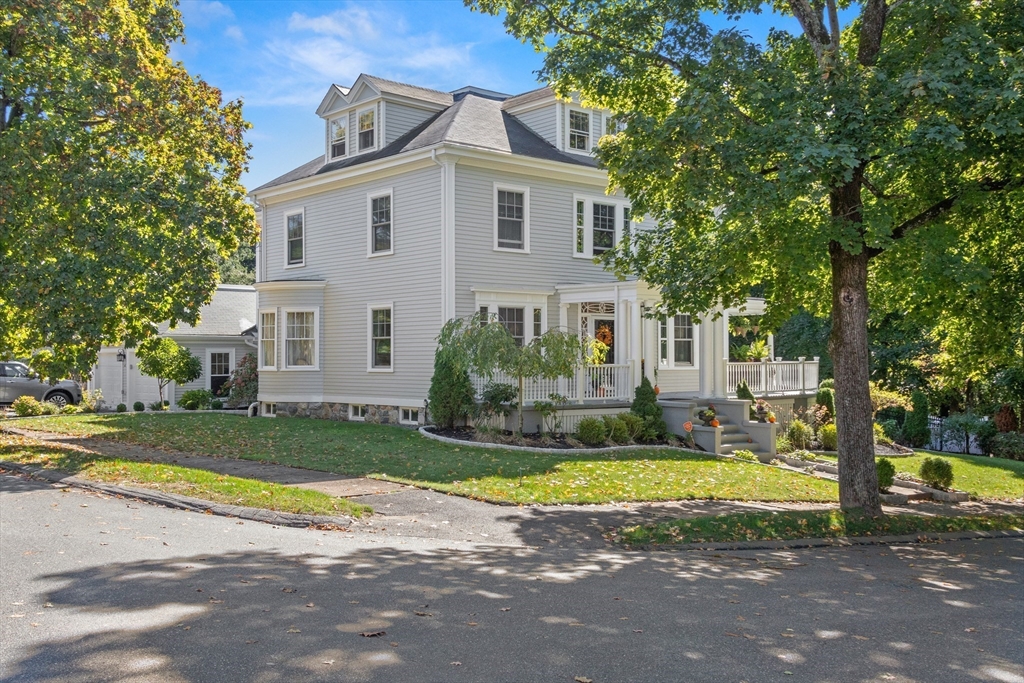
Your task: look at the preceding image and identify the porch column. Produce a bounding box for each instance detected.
[643,304,657,386]
[559,303,568,332]
[713,312,728,398]
[630,300,642,389]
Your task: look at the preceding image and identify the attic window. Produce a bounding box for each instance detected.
[569,110,590,151]
[330,119,346,158]
[358,109,375,151]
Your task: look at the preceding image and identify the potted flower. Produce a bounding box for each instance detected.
[767,411,777,424]
[696,404,717,426]
[754,399,771,423]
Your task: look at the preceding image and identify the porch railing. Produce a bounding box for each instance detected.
[727,357,819,396]
[471,363,633,404]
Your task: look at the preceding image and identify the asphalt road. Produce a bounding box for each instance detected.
[2,472,1022,683]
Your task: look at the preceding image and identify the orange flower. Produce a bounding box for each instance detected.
[683,421,693,432]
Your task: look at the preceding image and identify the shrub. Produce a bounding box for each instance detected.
[60,404,79,414]
[603,415,629,444]
[878,419,902,443]
[876,405,908,426]
[733,449,758,462]
[79,389,102,413]
[876,458,896,491]
[776,434,793,454]
[791,450,817,461]
[736,380,757,419]
[819,423,838,451]
[116,403,127,413]
[40,401,59,415]
[815,387,835,421]
[903,390,931,447]
[919,457,954,490]
[427,349,476,430]
[133,401,145,412]
[787,419,814,450]
[990,432,1024,461]
[12,396,45,417]
[148,400,167,411]
[942,412,985,455]
[178,389,214,411]
[631,376,666,441]
[993,404,1019,433]
[211,399,223,410]
[870,382,910,413]
[976,419,998,455]
[818,378,834,390]
[222,352,258,406]
[873,422,893,445]
[576,417,607,446]
[618,413,646,441]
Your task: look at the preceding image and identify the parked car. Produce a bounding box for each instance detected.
[0,362,82,407]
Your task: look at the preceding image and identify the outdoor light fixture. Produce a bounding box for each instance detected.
[116,349,127,363]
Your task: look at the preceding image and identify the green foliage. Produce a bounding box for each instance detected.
[178,389,214,411]
[476,383,518,427]
[878,419,903,444]
[990,432,1024,461]
[815,388,836,421]
[210,399,223,410]
[994,405,1019,433]
[870,383,910,414]
[618,413,646,441]
[427,325,477,430]
[873,422,892,446]
[904,391,932,447]
[0,0,258,380]
[776,434,793,454]
[79,389,102,413]
[942,413,986,455]
[733,449,758,462]
[12,396,44,417]
[133,401,145,412]
[136,338,201,406]
[576,417,607,447]
[148,401,167,412]
[222,352,258,407]
[919,457,954,490]
[116,403,127,413]
[876,405,908,426]
[774,312,833,379]
[630,375,667,441]
[818,379,834,390]
[59,404,78,415]
[602,415,630,444]
[736,380,757,419]
[787,420,814,450]
[218,245,256,285]
[819,424,838,451]
[533,393,569,435]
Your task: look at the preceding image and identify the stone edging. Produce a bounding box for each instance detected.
[418,426,713,457]
[0,460,353,529]
[637,528,1024,552]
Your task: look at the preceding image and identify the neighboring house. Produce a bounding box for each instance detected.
[89,285,258,408]
[249,75,819,435]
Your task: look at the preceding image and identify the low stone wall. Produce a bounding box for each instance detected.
[275,402,404,425]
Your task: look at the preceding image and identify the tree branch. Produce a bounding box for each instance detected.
[825,0,842,51]
[858,0,887,66]
[788,0,833,62]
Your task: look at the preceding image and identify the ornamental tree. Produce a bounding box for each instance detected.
[472,0,1023,515]
[136,337,202,407]
[1,0,257,380]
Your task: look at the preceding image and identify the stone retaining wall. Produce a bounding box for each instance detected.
[276,402,404,425]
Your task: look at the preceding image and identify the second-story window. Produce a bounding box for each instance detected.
[592,202,616,255]
[569,110,590,150]
[358,109,375,151]
[285,211,304,266]
[330,118,346,158]
[497,190,524,250]
[368,190,392,255]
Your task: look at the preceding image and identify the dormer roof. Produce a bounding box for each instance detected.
[316,74,454,117]
[501,86,556,111]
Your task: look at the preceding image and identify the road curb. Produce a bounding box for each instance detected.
[0,460,354,529]
[630,528,1024,552]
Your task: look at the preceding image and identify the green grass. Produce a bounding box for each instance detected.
[0,434,371,518]
[808,450,1023,500]
[8,413,840,504]
[616,509,1024,546]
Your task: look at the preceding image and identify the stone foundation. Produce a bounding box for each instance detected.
[275,402,405,425]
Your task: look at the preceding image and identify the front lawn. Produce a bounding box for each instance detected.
[615,509,1024,546]
[0,433,372,518]
[810,451,1023,501]
[8,414,840,505]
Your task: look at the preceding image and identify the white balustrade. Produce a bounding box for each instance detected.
[727,358,820,396]
[471,363,632,404]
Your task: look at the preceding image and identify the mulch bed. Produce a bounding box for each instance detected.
[426,426,677,450]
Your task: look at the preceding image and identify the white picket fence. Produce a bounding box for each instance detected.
[727,359,819,396]
[471,363,633,404]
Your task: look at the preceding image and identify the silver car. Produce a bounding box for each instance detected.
[0,362,82,408]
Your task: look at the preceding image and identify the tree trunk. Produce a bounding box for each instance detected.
[828,184,882,516]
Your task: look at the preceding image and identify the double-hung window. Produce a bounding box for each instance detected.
[498,307,525,346]
[476,290,549,347]
[369,304,393,371]
[330,118,346,158]
[573,195,632,258]
[259,310,277,370]
[358,109,375,151]
[368,190,392,255]
[285,310,317,369]
[592,203,616,255]
[659,314,697,368]
[568,110,590,151]
[285,210,304,267]
[493,184,529,252]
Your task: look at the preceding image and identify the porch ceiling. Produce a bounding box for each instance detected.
[555,280,659,304]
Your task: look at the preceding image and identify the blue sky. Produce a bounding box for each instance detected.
[172,1,809,191]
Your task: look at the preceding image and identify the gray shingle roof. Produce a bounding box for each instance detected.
[161,285,258,337]
[252,94,597,193]
[361,75,453,106]
[501,86,554,110]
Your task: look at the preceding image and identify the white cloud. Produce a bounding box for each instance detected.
[224,25,244,42]
[287,7,379,40]
[178,1,234,28]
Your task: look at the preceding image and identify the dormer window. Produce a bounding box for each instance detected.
[568,110,590,151]
[358,109,375,151]
[330,119,346,158]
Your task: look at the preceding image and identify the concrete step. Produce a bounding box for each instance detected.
[721,433,756,445]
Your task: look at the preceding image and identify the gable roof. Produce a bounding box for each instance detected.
[253,94,597,193]
[160,285,258,337]
[501,86,555,110]
[317,74,453,116]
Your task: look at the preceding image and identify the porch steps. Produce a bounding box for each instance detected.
[695,409,769,458]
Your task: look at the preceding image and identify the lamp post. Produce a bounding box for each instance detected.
[116,348,127,406]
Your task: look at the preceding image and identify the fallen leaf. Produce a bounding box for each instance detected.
[245,640,257,644]
[853,635,870,641]
[360,631,386,638]
[390,642,399,647]
[287,628,301,633]
[415,611,432,617]
[306,603,315,608]
[451,661,462,666]
[322,660,335,665]
[500,607,511,612]
[466,622,478,626]
[282,588,296,593]
[574,677,593,683]
[633,629,643,634]
[725,632,741,638]
[964,628,976,633]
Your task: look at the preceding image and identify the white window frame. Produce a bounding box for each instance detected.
[572,194,632,259]
[262,402,277,417]
[367,188,394,257]
[282,307,320,371]
[658,313,700,369]
[329,117,347,159]
[566,108,591,153]
[349,404,367,421]
[357,107,376,152]
[492,183,530,253]
[604,112,626,137]
[367,302,394,373]
[400,407,420,425]
[474,290,549,345]
[205,348,235,393]
[283,208,305,269]
[258,308,277,371]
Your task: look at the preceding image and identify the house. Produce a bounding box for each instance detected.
[249,75,819,452]
[89,285,258,408]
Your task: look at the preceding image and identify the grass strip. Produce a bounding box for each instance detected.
[8,414,841,504]
[615,509,1024,546]
[0,434,371,518]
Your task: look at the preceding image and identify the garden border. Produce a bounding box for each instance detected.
[419,426,716,457]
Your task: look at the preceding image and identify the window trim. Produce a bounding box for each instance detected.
[205,348,235,393]
[474,290,549,345]
[366,188,394,257]
[349,404,367,421]
[657,313,701,369]
[357,106,376,152]
[329,117,347,159]
[282,307,320,371]
[492,182,530,253]
[400,407,420,425]
[367,302,394,373]
[283,208,305,269]
[258,308,277,371]
[566,107,591,153]
[572,194,632,259]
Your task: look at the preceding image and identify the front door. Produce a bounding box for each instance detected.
[593,319,615,364]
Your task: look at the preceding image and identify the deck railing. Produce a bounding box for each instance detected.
[471,363,633,404]
[726,357,819,396]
